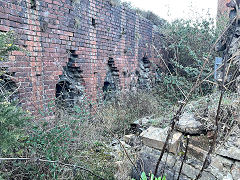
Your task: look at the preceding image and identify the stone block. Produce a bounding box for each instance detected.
[189,135,210,151]
[187,144,208,161]
[176,112,206,135]
[140,126,182,154]
[124,134,134,144]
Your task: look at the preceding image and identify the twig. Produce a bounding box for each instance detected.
[90,105,139,174]
[215,124,238,152]
[195,5,238,179]
[105,126,139,173]
[203,80,218,86]
[0,158,105,180]
[177,135,190,180]
[154,12,238,178]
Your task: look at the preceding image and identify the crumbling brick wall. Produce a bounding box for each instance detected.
[0,0,163,115]
[218,0,231,16]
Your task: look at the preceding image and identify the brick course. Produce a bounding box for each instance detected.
[0,0,163,115]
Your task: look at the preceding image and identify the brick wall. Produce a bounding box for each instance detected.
[0,0,163,115]
[217,0,231,16]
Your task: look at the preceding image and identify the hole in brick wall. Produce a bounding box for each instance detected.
[67,50,78,66]
[56,52,84,110]
[103,58,120,100]
[123,71,127,77]
[0,70,19,102]
[0,29,7,33]
[103,81,111,93]
[40,17,48,32]
[56,81,72,107]
[30,0,36,10]
[92,18,96,27]
[137,54,152,89]
[122,28,126,35]
[135,70,139,76]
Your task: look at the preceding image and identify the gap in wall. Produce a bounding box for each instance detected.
[30,0,37,10]
[92,18,96,27]
[103,57,120,100]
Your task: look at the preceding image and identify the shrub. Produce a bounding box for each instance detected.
[0,31,20,61]
[0,31,26,156]
[156,14,227,102]
[0,97,29,156]
[132,172,166,180]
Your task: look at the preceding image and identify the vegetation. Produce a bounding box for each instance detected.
[0,32,115,179]
[135,9,166,26]
[132,172,166,180]
[0,31,20,61]
[97,90,171,134]
[0,4,237,180]
[154,14,226,103]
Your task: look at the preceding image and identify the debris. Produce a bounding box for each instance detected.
[176,112,206,135]
[140,126,182,154]
[216,128,240,161]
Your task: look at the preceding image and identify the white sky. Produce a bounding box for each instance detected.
[121,0,218,22]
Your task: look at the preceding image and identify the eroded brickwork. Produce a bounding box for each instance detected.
[0,0,163,115]
[218,0,231,16]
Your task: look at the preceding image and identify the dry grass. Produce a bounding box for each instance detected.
[96,90,168,135]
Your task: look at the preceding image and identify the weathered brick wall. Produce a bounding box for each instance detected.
[0,0,163,115]
[218,0,231,16]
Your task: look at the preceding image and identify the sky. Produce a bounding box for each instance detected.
[121,0,218,22]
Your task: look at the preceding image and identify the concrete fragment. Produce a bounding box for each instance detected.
[124,134,134,144]
[209,155,234,179]
[217,128,240,161]
[211,155,234,172]
[231,162,240,180]
[223,173,234,180]
[176,112,205,135]
[130,116,153,133]
[140,126,182,154]
[189,135,210,151]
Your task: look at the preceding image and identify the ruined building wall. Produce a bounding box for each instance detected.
[218,0,231,16]
[0,0,163,115]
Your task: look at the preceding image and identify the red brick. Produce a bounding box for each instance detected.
[0,0,164,118]
[0,25,10,32]
[11,51,25,56]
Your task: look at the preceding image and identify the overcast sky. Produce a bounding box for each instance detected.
[121,0,218,22]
